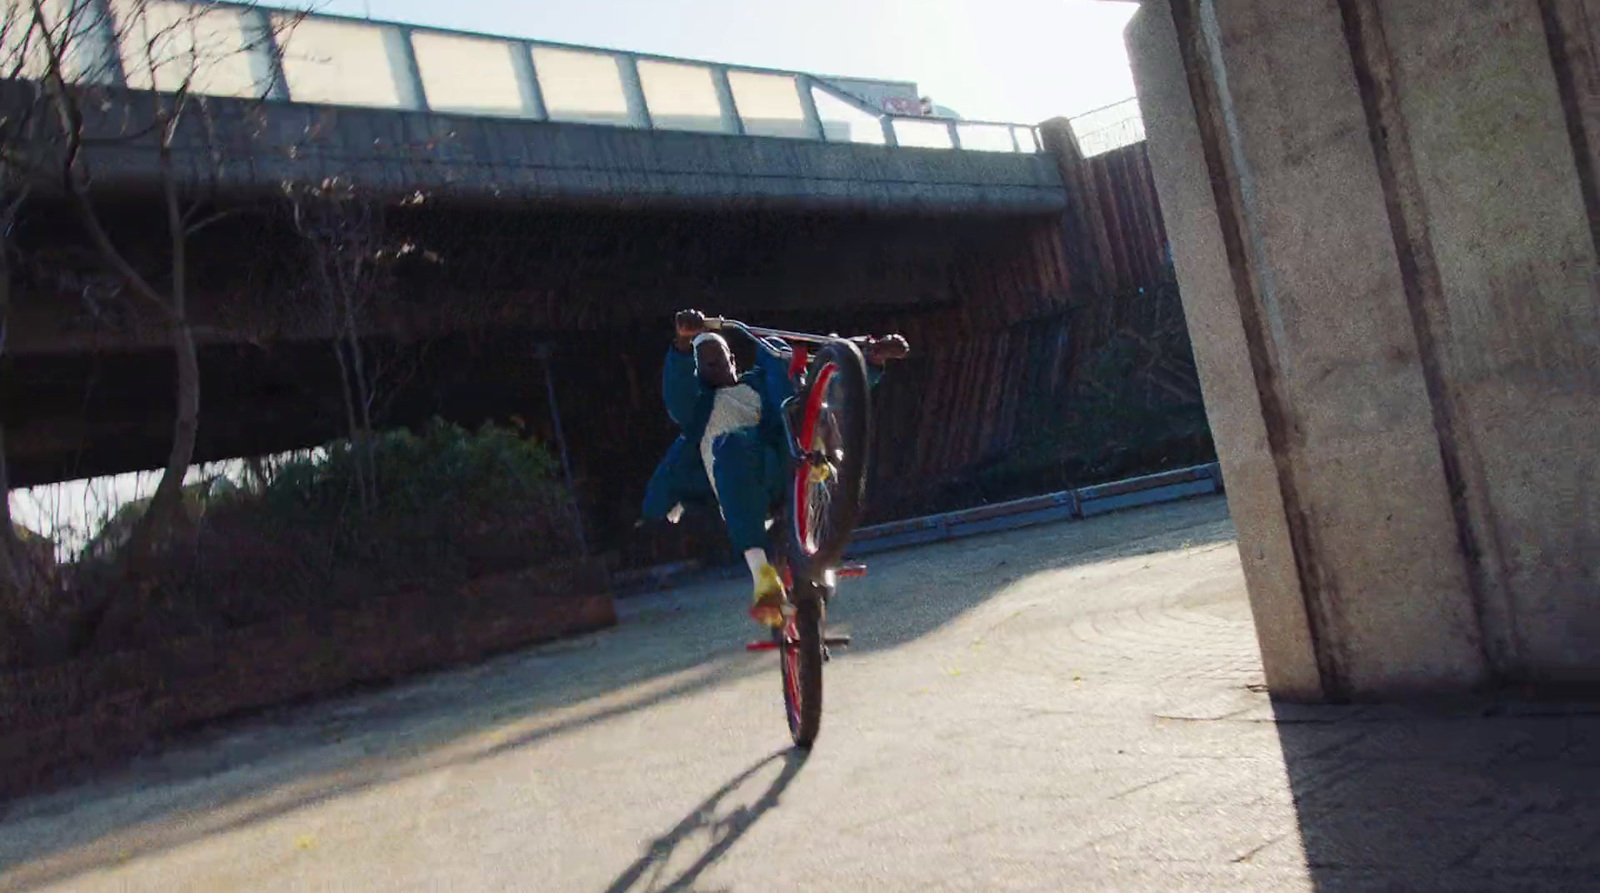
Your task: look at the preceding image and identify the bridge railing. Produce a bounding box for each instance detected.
[32,0,1043,154]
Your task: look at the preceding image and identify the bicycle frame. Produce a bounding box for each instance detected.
[712,317,873,749]
[703,317,846,468]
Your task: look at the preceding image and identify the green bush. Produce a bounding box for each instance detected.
[36,420,580,662]
[184,420,579,626]
[243,420,565,529]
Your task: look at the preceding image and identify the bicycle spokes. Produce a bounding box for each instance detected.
[795,362,854,557]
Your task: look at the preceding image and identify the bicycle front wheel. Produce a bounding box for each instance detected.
[779,595,825,748]
[788,340,872,575]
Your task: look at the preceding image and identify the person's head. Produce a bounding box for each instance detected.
[693,332,738,388]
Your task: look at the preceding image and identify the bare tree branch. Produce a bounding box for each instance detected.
[183,204,251,237]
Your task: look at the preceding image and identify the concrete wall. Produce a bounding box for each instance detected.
[0,561,613,800]
[1129,0,1600,700]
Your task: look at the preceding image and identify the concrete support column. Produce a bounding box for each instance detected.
[510,42,547,120]
[881,117,900,148]
[241,7,289,101]
[77,0,126,86]
[1128,0,1600,701]
[711,66,744,135]
[617,55,653,130]
[382,26,428,112]
[796,76,824,140]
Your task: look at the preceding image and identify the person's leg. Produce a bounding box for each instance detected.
[711,429,786,626]
[712,431,770,555]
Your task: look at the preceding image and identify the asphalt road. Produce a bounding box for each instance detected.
[3,496,1592,892]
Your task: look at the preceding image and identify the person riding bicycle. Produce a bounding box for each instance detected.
[641,310,909,627]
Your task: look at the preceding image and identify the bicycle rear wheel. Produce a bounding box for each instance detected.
[779,594,824,748]
[788,340,872,576]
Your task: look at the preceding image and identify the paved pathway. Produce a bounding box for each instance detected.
[1,496,1597,891]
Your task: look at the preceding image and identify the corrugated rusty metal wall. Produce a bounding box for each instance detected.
[1049,134,1171,302]
[861,138,1176,520]
[1079,141,1170,299]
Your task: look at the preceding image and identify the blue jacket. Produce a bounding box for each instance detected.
[641,339,796,522]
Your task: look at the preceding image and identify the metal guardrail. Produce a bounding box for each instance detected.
[38,0,1044,155]
[846,462,1224,556]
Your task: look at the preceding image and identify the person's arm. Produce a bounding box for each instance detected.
[663,310,707,427]
[854,334,909,389]
[749,336,793,378]
[758,336,793,359]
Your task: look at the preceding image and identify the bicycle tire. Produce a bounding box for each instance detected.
[788,340,872,577]
[780,594,825,748]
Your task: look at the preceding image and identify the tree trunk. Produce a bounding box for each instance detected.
[0,220,27,602]
[343,285,377,508]
[120,101,201,579]
[0,423,25,597]
[329,336,370,512]
[121,317,200,575]
[0,230,39,659]
[245,455,269,493]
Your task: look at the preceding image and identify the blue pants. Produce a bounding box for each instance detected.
[709,427,787,553]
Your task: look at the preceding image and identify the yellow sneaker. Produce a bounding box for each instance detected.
[749,563,788,628]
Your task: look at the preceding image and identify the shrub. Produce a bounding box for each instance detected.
[89,420,580,642]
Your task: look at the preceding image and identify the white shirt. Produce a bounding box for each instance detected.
[700,383,762,499]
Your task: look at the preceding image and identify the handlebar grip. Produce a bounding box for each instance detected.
[703,316,726,331]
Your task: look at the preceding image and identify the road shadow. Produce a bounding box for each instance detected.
[0,619,772,891]
[0,496,1235,891]
[825,495,1236,656]
[1275,695,1600,891]
[603,748,808,893]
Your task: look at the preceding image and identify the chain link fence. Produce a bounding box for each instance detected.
[1070,97,1146,158]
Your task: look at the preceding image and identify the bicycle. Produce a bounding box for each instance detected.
[705,316,874,749]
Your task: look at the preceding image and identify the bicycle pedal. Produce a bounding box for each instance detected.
[837,563,866,579]
[823,634,852,647]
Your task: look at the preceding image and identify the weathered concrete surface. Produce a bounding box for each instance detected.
[58,85,1065,214]
[1124,6,1324,702]
[2,498,1598,892]
[1129,0,1600,699]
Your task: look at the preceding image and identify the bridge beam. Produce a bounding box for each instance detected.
[46,84,1064,215]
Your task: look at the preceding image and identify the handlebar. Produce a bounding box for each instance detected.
[703,316,844,356]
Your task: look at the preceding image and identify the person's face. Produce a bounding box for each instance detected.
[695,339,738,388]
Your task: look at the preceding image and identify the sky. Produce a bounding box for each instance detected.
[302,0,1141,124]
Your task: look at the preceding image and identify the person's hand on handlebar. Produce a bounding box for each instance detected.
[857,334,910,367]
[674,309,708,352]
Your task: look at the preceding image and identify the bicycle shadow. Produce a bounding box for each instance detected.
[603,748,809,893]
